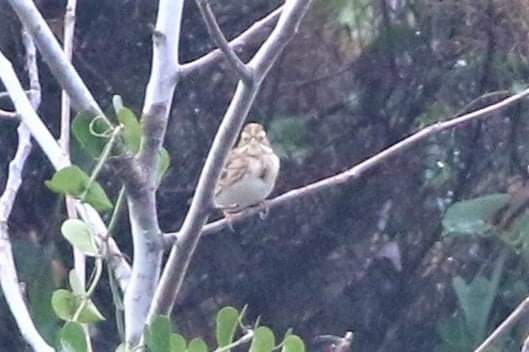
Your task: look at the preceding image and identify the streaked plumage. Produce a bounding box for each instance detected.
[214,123,280,213]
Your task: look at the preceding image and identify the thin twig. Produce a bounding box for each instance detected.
[0,49,132,293]
[474,297,529,352]
[163,86,529,243]
[195,0,252,81]
[6,0,103,115]
[180,6,282,76]
[0,109,17,119]
[0,28,53,352]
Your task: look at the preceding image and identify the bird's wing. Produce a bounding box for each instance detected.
[215,149,250,196]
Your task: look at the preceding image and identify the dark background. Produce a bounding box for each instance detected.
[2,0,529,350]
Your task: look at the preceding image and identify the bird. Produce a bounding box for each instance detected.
[214,122,280,224]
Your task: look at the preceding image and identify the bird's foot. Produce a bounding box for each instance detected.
[223,211,240,232]
[257,200,269,220]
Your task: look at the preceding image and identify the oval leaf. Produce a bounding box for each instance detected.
[82,178,113,212]
[45,166,87,197]
[60,322,87,352]
[46,166,113,212]
[188,338,208,352]
[51,289,105,323]
[250,327,275,352]
[170,334,186,352]
[52,289,77,321]
[77,299,105,324]
[61,219,98,256]
[442,194,510,236]
[146,315,172,352]
[216,306,239,349]
[117,107,142,153]
[281,335,305,352]
[72,111,110,158]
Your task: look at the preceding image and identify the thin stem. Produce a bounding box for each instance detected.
[80,125,122,202]
[107,186,126,236]
[72,257,103,322]
[214,330,254,352]
[195,0,253,82]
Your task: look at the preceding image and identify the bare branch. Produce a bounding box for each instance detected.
[6,0,102,115]
[0,126,54,352]
[195,0,252,82]
[60,0,87,292]
[0,109,17,119]
[0,48,132,293]
[123,0,185,345]
[149,0,313,319]
[475,297,529,352]
[180,6,282,76]
[0,28,54,352]
[163,86,529,242]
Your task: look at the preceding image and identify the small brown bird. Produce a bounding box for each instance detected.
[214,123,280,218]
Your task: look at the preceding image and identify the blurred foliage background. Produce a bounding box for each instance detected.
[2,0,529,350]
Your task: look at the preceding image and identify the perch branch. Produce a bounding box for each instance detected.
[195,0,252,81]
[163,86,529,242]
[148,0,313,319]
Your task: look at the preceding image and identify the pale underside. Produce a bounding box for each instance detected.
[214,152,280,212]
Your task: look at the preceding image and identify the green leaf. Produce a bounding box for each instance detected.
[156,147,171,185]
[249,327,275,352]
[188,338,208,352]
[170,334,186,352]
[72,111,110,158]
[51,289,105,323]
[216,306,239,349]
[69,270,85,295]
[452,276,494,343]
[76,299,105,324]
[117,107,142,153]
[52,289,77,321]
[45,166,88,197]
[61,220,98,256]
[59,322,87,352]
[436,315,473,349]
[45,166,113,212]
[82,178,113,212]
[281,335,305,352]
[146,315,172,352]
[442,194,510,236]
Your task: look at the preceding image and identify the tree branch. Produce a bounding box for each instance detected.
[0,109,17,119]
[122,0,185,346]
[148,0,313,319]
[6,0,102,115]
[0,48,132,293]
[163,86,529,242]
[195,0,252,82]
[179,6,282,76]
[0,27,54,352]
[475,297,529,352]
